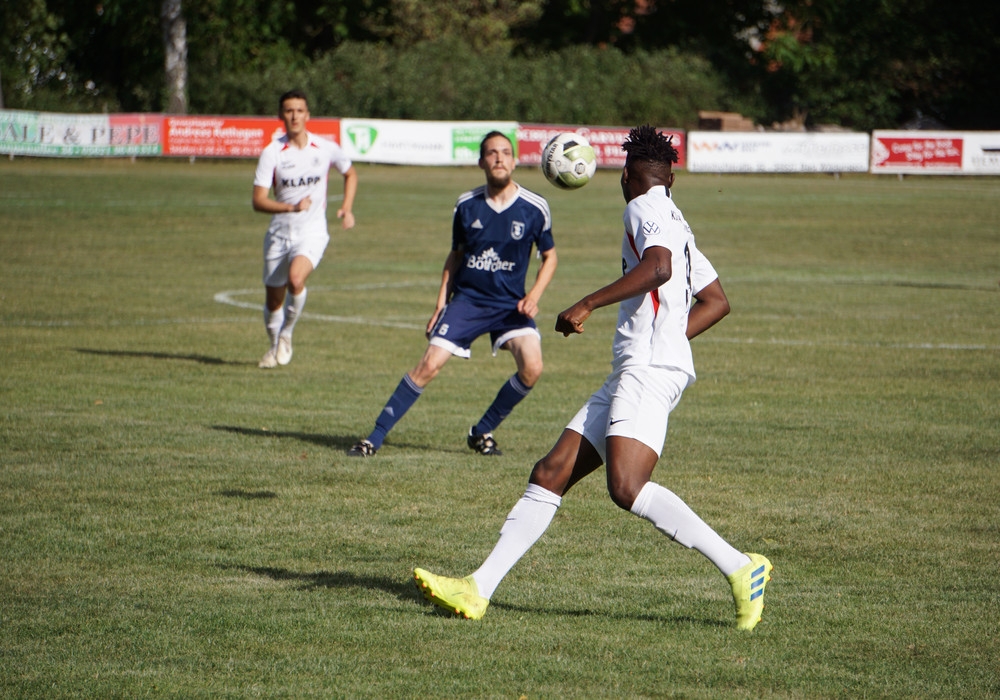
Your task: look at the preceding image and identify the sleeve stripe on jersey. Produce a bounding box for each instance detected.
[626,231,661,316]
[517,187,552,232]
[456,185,487,207]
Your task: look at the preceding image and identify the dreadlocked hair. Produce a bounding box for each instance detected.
[622,124,679,166]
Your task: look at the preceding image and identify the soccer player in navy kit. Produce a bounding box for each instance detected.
[349,131,558,457]
[412,125,772,631]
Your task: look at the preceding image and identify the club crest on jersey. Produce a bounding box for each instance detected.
[643,221,661,237]
[510,221,526,240]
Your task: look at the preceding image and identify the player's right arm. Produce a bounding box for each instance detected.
[252,144,310,215]
[555,246,671,336]
[252,185,311,214]
[426,249,463,337]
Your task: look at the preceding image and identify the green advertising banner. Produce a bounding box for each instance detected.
[1,110,162,157]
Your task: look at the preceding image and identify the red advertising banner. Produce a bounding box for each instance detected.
[107,113,163,152]
[871,133,963,172]
[162,116,341,157]
[517,124,686,169]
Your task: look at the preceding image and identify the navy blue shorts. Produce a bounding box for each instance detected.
[428,298,540,358]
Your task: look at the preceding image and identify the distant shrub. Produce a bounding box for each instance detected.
[192,39,737,129]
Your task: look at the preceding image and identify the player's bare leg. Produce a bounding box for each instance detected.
[259,285,287,368]
[350,345,454,456]
[276,256,314,365]
[607,434,768,629]
[416,430,602,614]
[470,335,544,455]
[529,428,603,497]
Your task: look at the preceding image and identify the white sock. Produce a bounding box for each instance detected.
[630,481,749,576]
[264,305,284,348]
[471,483,561,599]
[281,289,307,338]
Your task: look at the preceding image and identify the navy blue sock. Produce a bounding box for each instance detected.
[368,374,423,449]
[474,374,532,436]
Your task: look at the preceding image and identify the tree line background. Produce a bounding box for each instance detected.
[2,0,997,131]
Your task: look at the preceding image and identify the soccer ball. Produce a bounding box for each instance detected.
[541,133,597,190]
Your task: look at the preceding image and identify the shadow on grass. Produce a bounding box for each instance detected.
[223,564,727,626]
[488,601,728,627]
[75,347,250,366]
[836,279,999,292]
[223,564,419,601]
[211,425,468,455]
[216,488,278,499]
[211,424,353,450]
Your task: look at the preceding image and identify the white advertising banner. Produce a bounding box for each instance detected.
[339,119,518,166]
[871,130,1000,175]
[687,132,869,173]
[962,132,1000,174]
[1,109,161,157]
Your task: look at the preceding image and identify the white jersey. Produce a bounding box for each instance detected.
[612,186,718,378]
[253,132,352,236]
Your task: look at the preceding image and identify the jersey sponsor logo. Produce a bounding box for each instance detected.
[471,219,484,229]
[510,220,525,240]
[643,221,661,237]
[279,175,322,188]
[466,247,516,273]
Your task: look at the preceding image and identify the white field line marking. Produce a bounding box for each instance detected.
[213,282,433,330]
[6,281,998,351]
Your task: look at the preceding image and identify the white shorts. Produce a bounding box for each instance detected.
[262,226,329,287]
[565,365,691,462]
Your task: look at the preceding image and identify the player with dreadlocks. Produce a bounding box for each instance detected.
[413,125,773,630]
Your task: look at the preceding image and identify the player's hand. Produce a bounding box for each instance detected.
[294,195,312,212]
[338,209,356,229]
[555,301,591,336]
[425,308,443,339]
[517,297,539,319]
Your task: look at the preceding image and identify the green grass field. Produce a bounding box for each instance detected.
[2,157,998,698]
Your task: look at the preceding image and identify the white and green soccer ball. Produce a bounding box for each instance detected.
[541,132,597,190]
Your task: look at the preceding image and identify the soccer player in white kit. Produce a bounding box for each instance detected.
[413,125,773,631]
[252,89,358,368]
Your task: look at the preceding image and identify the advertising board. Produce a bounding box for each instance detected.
[162,116,341,157]
[0,110,161,157]
[687,132,869,173]
[340,119,518,166]
[871,131,1000,175]
[517,124,686,169]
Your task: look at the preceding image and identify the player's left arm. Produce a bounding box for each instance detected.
[518,246,558,319]
[336,165,358,229]
[686,278,730,339]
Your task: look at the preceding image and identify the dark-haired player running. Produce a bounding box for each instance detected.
[413,125,772,630]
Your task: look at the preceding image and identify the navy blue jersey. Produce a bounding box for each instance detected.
[450,185,554,310]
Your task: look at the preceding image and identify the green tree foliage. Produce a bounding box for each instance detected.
[192,37,735,128]
[1,0,995,129]
[0,0,92,110]
[754,0,1000,129]
[361,0,544,51]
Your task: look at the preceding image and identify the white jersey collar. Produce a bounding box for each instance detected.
[485,183,520,213]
